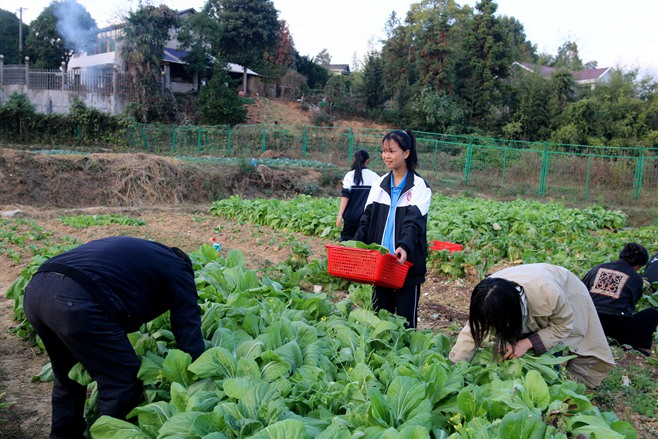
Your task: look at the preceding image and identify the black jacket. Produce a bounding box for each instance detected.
[37,236,204,359]
[582,259,643,317]
[354,171,432,286]
[643,252,658,285]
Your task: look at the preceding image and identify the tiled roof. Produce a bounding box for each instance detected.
[513,62,611,82]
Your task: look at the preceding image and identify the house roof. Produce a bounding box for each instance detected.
[227,62,259,76]
[323,64,351,75]
[164,48,189,64]
[513,61,612,83]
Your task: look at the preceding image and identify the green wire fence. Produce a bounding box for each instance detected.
[9,121,658,206]
[128,123,658,205]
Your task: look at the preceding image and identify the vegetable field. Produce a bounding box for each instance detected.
[3,190,658,437]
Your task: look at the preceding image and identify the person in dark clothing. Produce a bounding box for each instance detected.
[582,242,658,356]
[354,130,432,329]
[336,149,380,242]
[643,251,658,288]
[23,236,205,439]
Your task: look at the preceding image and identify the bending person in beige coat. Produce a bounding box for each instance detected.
[449,263,615,388]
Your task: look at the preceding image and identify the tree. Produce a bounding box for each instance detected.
[25,0,97,69]
[120,3,179,77]
[314,49,331,65]
[507,69,555,140]
[291,52,329,90]
[197,61,247,125]
[361,52,387,110]
[551,68,576,112]
[554,41,583,70]
[208,0,280,94]
[0,9,27,64]
[278,69,306,100]
[455,0,514,130]
[269,20,295,75]
[176,5,223,85]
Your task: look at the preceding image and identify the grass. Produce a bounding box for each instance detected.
[593,346,658,431]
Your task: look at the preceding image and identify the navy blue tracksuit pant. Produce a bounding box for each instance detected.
[24,272,142,439]
[373,283,421,329]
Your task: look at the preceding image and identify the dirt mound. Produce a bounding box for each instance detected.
[0,149,332,208]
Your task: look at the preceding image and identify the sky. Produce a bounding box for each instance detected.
[10,0,658,75]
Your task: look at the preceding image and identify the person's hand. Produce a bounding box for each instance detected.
[394,247,407,264]
[336,217,342,227]
[500,338,532,361]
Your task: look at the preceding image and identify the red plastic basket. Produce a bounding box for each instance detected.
[429,241,463,253]
[325,244,412,289]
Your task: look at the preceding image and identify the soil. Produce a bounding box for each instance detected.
[0,147,655,438]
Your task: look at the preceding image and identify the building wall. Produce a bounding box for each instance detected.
[0,85,129,115]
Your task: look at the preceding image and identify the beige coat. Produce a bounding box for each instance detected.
[449,263,614,386]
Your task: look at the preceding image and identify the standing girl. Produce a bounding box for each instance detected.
[354,130,432,329]
[336,150,380,241]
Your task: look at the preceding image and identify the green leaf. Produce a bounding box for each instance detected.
[137,351,165,385]
[162,349,193,386]
[189,347,237,379]
[157,411,204,438]
[129,401,175,437]
[524,369,550,410]
[89,415,151,438]
[68,362,93,386]
[248,418,306,438]
[498,411,546,438]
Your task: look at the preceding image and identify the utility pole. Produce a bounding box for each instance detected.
[18,7,26,63]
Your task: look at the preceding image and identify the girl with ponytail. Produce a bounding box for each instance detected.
[336,149,380,241]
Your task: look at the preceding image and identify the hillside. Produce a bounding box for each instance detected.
[245,97,393,130]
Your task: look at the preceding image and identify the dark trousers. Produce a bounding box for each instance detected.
[598,308,658,350]
[23,272,143,439]
[339,219,360,242]
[373,284,421,329]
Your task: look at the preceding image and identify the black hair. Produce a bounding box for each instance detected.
[619,242,649,267]
[171,247,194,274]
[382,130,418,172]
[351,149,370,186]
[469,277,524,360]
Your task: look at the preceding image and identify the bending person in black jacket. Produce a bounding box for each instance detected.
[354,130,432,329]
[23,236,205,439]
[582,242,658,356]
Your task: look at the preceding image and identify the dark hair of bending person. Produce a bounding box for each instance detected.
[469,277,524,359]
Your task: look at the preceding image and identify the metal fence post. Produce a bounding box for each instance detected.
[227,126,233,156]
[261,124,267,152]
[538,142,549,195]
[501,148,508,187]
[633,146,644,199]
[463,136,473,184]
[432,140,438,172]
[348,127,354,162]
[584,155,591,201]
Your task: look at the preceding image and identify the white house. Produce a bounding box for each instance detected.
[68,9,261,95]
[512,61,613,89]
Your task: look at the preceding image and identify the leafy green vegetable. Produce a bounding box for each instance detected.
[340,240,390,255]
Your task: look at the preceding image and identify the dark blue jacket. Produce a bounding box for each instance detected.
[37,236,204,359]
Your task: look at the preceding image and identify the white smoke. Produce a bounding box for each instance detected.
[54,0,99,55]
